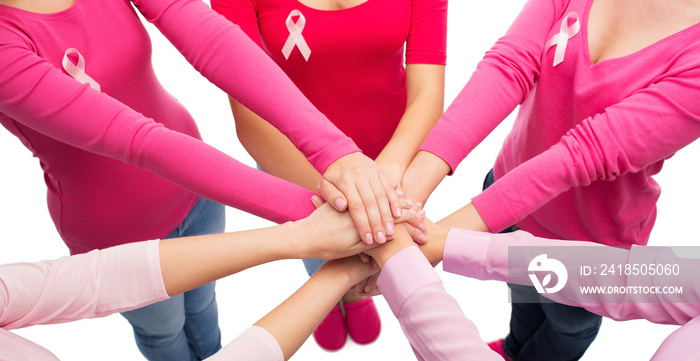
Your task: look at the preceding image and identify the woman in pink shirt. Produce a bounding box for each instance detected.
[210,0,447,350]
[0,0,406,357]
[395,0,700,359]
[365,221,700,361]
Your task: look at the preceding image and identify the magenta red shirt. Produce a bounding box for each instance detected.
[421,0,700,246]
[211,0,447,159]
[0,0,359,254]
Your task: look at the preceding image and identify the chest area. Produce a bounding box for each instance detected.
[11,0,152,85]
[254,0,411,60]
[587,0,700,64]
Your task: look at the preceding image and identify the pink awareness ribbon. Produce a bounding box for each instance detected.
[545,12,580,67]
[281,10,311,61]
[62,48,101,91]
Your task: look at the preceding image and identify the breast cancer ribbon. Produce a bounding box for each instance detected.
[62,48,101,91]
[545,12,580,67]
[281,10,311,61]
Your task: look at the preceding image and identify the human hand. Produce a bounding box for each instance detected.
[419,218,449,266]
[319,152,402,245]
[296,200,423,261]
[364,223,417,268]
[316,256,379,291]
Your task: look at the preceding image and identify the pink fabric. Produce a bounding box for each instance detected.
[0,0,359,254]
[442,228,700,360]
[420,0,700,246]
[0,241,284,360]
[0,241,166,360]
[206,326,283,361]
[378,246,502,361]
[211,0,447,159]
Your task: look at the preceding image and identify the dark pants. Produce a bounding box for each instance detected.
[483,170,602,361]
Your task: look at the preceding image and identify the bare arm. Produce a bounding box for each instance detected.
[375,64,445,183]
[253,257,376,360]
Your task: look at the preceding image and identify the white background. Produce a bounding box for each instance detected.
[1,0,698,359]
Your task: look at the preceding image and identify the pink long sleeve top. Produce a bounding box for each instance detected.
[0,0,359,254]
[211,0,447,159]
[377,230,700,360]
[0,240,285,360]
[421,0,700,246]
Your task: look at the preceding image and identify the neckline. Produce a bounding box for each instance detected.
[0,0,80,19]
[582,0,700,67]
[292,0,371,13]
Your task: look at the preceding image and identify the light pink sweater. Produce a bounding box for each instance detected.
[0,0,359,254]
[0,240,285,360]
[377,230,700,360]
[421,0,700,246]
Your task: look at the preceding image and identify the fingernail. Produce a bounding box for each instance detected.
[311,195,320,203]
[419,234,428,244]
[315,182,321,190]
[365,233,374,245]
[416,202,423,209]
[377,231,386,244]
[407,199,414,206]
[396,190,405,197]
[418,209,426,217]
[419,222,427,232]
[386,222,395,236]
[334,198,347,210]
[395,207,402,217]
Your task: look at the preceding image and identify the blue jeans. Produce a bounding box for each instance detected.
[483,170,602,361]
[122,197,225,361]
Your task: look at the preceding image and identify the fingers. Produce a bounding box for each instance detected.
[310,194,325,209]
[406,222,428,245]
[317,179,347,212]
[370,176,395,240]
[354,273,381,296]
[381,173,403,219]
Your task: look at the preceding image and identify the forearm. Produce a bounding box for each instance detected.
[401,150,451,205]
[375,64,445,182]
[253,262,358,360]
[231,97,322,191]
[159,223,303,296]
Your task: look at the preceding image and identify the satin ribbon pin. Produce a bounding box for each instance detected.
[545,12,580,67]
[281,10,311,61]
[62,48,101,91]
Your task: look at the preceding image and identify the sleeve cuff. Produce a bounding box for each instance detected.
[443,228,492,280]
[378,246,442,318]
[471,184,519,233]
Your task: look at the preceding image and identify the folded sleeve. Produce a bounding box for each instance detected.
[405,0,447,65]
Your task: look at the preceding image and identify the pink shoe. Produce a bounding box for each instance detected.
[487,338,510,361]
[344,297,381,345]
[313,304,347,351]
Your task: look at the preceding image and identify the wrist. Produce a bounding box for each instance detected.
[423,223,449,264]
[282,220,312,259]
